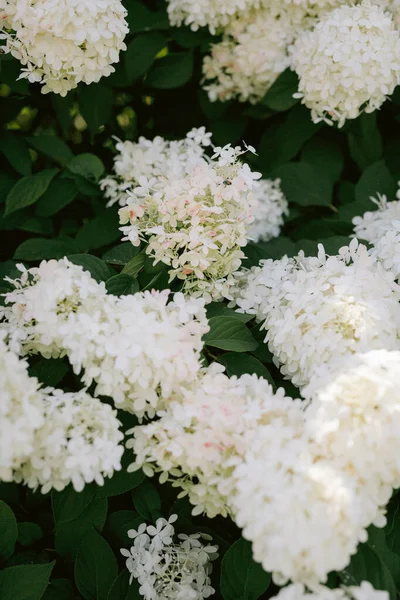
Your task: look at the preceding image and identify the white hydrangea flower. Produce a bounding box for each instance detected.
[269,582,388,600]
[15,388,124,493]
[1,0,128,96]
[353,193,400,280]
[303,349,400,517]
[60,290,208,418]
[1,258,107,357]
[291,0,400,127]
[100,128,212,207]
[128,363,304,518]
[119,144,261,302]
[248,178,289,242]
[166,0,261,32]
[121,514,218,599]
[202,7,297,104]
[0,338,44,482]
[230,240,400,387]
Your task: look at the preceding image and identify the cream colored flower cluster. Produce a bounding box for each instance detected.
[353,191,400,280]
[0,0,128,95]
[0,338,123,493]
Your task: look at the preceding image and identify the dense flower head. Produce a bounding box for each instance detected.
[15,388,124,493]
[1,260,208,418]
[248,178,289,242]
[1,0,128,95]
[230,240,400,387]
[303,349,400,512]
[118,143,261,301]
[291,1,400,127]
[121,514,218,599]
[270,582,388,600]
[1,258,107,357]
[100,128,212,208]
[128,364,304,518]
[166,0,260,32]
[353,193,400,280]
[0,338,44,482]
[202,7,296,104]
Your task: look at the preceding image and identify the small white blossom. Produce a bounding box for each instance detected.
[230,240,400,387]
[121,515,218,599]
[248,178,289,242]
[15,388,124,493]
[291,1,400,126]
[1,0,128,95]
[0,338,44,482]
[353,192,400,280]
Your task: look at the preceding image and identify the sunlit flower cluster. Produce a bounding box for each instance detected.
[1,0,128,95]
[121,514,218,599]
[291,1,400,126]
[230,239,400,387]
[248,178,289,242]
[128,363,303,518]
[2,259,208,419]
[202,7,296,104]
[118,142,262,302]
[270,582,388,600]
[166,0,259,32]
[100,128,212,208]
[353,193,400,280]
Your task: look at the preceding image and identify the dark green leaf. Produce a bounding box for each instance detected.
[126,1,169,33]
[29,358,69,387]
[121,252,145,277]
[106,274,139,296]
[79,84,114,134]
[14,238,77,261]
[5,169,59,215]
[261,69,299,112]
[35,178,78,217]
[301,136,344,183]
[97,453,145,497]
[68,154,105,182]
[42,579,75,600]
[347,113,383,171]
[27,135,74,166]
[68,254,112,282]
[132,481,162,522]
[220,353,275,386]
[220,538,271,600]
[102,243,140,265]
[74,529,118,600]
[17,523,44,547]
[0,171,17,203]
[18,217,54,236]
[105,511,143,548]
[107,570,141,600]
[146,53,193,89]
[0,133,32,176]
[355,160,396,205]
[206,303,253,323]
[0,500,18,560]
[125,33,166,82]
[75,211,121,252]
[0,562,55,600]
[203,317,258,352]
[52,485,97,525]
[271,162,333,206]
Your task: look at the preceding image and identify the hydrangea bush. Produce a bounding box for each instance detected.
[1,1,400,599]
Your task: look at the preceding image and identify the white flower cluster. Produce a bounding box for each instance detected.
[230,239,400,387]
[0,338,123,492]
[291,1,400,127]
[100,128,213,208]
[128,363,302,518]
[0,338,44,481]
[0,0,128,95]
[166,0,260,32]
[233,350,400,585]
[270,582,388,600]
[121,514,218,599]
[202,7,297,104]
[248,178,289,242]
[118,142,262,301]
[353,193,400,280]
[2,259,208,418]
